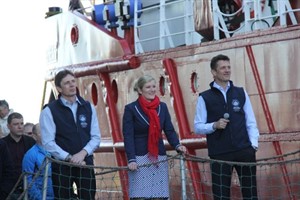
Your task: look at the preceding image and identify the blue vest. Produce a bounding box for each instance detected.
[201,81,251,156]
[48,95,93,164]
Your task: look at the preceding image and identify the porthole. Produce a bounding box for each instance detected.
[111,79,118,103]
[159,76,166,96]
[91,83,98,105]
[71,24,79,46]
[191,72,198,93]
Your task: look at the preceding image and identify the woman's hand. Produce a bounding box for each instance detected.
[128,162,138,171]
[177,145,187,154]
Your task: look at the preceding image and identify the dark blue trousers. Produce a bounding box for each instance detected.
[210,146,258,200]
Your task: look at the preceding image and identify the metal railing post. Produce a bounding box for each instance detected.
[23,174,28,200]
[278,0,287,26]
[180,154,187,200]
[212,0,220,40]
[42,157,50,200]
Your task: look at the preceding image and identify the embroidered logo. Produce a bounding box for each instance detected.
[232,99,241,112]
[79,114,88,128]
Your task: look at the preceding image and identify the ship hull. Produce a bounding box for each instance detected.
[43,7,300,199]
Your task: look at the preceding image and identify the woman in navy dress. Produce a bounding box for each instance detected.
[122,75,187,199]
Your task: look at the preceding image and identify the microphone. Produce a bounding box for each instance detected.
[224,113,230,120]
[216,113,230,138]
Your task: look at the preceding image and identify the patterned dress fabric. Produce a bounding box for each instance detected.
[128,154,169,198]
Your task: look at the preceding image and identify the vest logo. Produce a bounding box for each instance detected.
[232,99,241,112]
[79,114,88,128]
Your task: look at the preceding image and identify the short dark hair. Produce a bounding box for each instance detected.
[210,54,230,70]
[24,122,34,129]
[0,100,9,108]
[32,124,39,135]
[7,112,23,124]
[54,69,75,87]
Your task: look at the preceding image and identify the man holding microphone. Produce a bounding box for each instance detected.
[194,54,259,200]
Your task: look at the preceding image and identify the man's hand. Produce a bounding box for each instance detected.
[70,149,88,165]
[214,118,230,130]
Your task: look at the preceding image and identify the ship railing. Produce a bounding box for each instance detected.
[73,0,299,53]
[133,0,202,54]
[213,0,299,40]
[132,0,300,53]
[10,149,300,200]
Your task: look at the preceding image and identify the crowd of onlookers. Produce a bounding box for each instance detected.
[0,100,53,199]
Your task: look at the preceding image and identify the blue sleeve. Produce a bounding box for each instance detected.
[122,104,136,162]
[22,149,42,200]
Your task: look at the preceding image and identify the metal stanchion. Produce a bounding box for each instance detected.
[180,153,187,200]
[23,174,28,200]
[42,157,50,200]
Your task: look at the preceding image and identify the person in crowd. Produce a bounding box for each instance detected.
[0,139,15,199]
[194,54,259,200]
[39,69,101,200]
[22,123,54,200]
[24,122,34,138]
[122,75,187,199]
[3,112,36,198]
[0,100,14,138]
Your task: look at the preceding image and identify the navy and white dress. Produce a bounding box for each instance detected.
[122,100,181,198]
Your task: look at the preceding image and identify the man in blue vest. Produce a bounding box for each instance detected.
[40,69,101,200]
[194,54,259,200]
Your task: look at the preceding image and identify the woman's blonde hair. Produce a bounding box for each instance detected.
[134,75,156,93]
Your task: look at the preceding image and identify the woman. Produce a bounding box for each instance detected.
[122,75,187,199]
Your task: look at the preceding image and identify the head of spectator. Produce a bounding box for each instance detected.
[24,122,34,137]
[7,112,24,142]
[31,123,41,145]
[0,100,14,138]
[0,100,10,119]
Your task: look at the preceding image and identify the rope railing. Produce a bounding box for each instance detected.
[8,150,300,200]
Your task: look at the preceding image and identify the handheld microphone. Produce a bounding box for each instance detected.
[223,113,230,120]
[217,113,230,138]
